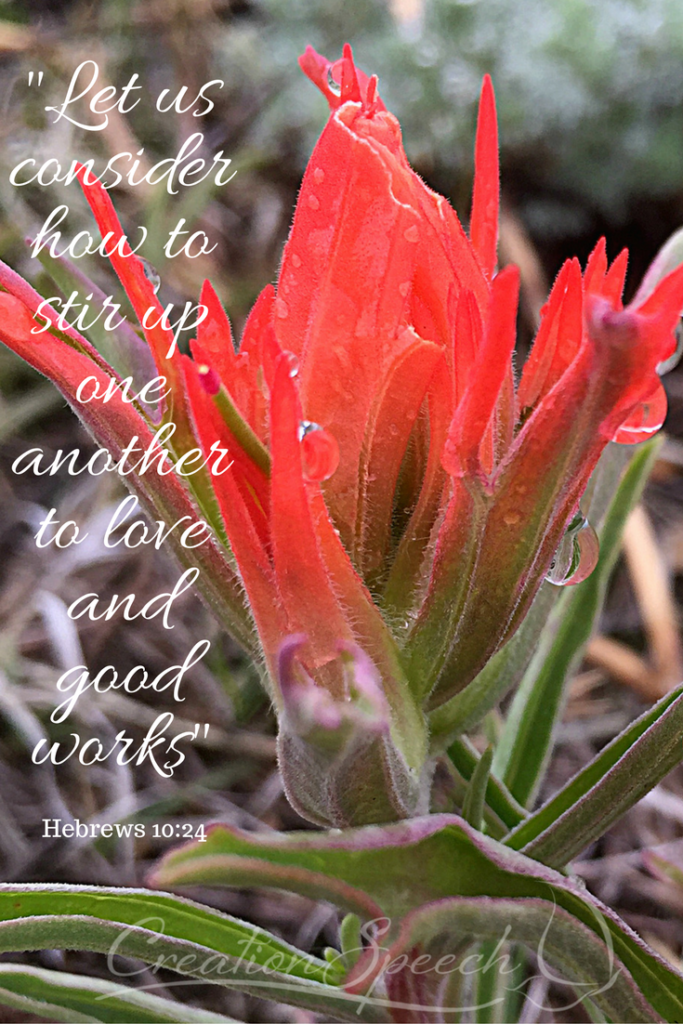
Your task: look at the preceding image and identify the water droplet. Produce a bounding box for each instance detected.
[327,68,341,96]
[291,253,302,268]
[658,318,683,375]
[404,225,419,243]
[275,297,289,319]
[284,351,299,378]
[546,513,599,587]
[503,511,520,526]
[298,421,340,482]
[308,194,320,211]
[141,258,161,294]
[399,281,411,297]
[313,167,325,184]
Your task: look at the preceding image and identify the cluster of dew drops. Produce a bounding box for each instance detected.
[136,257,651,585]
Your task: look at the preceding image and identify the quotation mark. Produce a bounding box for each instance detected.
[27,72,44,87]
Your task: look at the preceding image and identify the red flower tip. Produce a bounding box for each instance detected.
[584,237,609,294]
[586,296,639,348]
[340,43,362,104]
[470,73,499,279]
[196,360,221,396]
[299,44,387,115]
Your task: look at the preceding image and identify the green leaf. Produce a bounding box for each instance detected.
[340,913,362,971]
[505,682,683,867]
[462,745,493,829]
[0,885,384,1023]
[447,736,526,832]
[493,437,661,807]
[0,962,237,1023]
[152,816,683,1022]
[344,898,659,1023]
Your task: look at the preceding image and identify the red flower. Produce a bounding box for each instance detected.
[0,44,682,825]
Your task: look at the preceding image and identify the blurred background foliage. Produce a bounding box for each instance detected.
[3,0,683,311]
[2,2,683,1019]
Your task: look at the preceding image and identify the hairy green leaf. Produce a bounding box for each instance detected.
[344,897,659,1023]
[0,962,236,1023]
[0,885,384,1023]
[462,745,493,829]
[152,815,683,1022]
[447,735,526,832]
[505,683,683,867]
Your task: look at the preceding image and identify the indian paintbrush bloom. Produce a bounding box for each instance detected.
[1,45,683,827]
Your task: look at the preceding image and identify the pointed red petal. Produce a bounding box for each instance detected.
[355,333,443,578]
[518,258,583,411]
[452,288,483,408]
[584,237,608,295]
[75,165,177,383]
[603,248,629,308]
[469,75,499,280]
[269,355,354,664]
[444,265,520,475]
[340,43,362,104]
[239,285,275,359]
[197,279,236,384]
[181,355,284,667]
[186,341,270,541]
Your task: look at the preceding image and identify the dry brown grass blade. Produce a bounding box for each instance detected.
[585,634,655,699]
[0,22,35,53]
[623,504,682,690]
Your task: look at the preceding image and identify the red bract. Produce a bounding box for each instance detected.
[0,45,682,826]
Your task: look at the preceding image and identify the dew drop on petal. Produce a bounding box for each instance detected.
[284,351,299,378]
[313,167,325,184]
[308,194,320,211]
[399,281,411,297]
[291,253,302,268]
[546,513,599,586]
[275,297,289,319]
[299,421,340,482]
[404,225,419,243]
[141,258,161,294]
